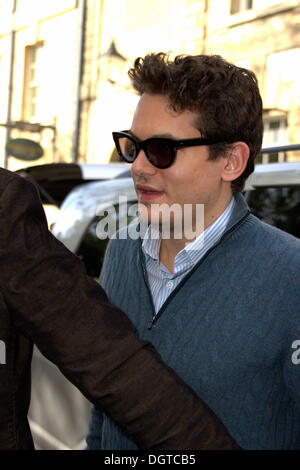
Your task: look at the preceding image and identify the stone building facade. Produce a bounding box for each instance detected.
[80,0,300,164]
[0,0,81,169]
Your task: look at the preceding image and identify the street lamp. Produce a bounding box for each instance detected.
[98,39,127,85]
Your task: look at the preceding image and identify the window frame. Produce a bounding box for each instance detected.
[260,115,288,164]
[22,42,44,122]
[230,0,253,15]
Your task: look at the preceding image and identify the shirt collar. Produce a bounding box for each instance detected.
[142,224,161,261]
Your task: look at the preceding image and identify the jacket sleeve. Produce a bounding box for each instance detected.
[0,172,240,450]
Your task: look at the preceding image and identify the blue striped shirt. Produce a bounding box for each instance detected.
[142,197,235,313]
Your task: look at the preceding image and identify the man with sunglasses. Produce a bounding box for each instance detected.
[87,53,300,450]
[0,166,241,450]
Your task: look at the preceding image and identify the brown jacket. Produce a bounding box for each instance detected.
[0,168,240,450]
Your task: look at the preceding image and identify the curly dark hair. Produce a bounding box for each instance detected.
[128,52,263,192]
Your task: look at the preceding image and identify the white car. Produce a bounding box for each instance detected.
[16,162,131,228]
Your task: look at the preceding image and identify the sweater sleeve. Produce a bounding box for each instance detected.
[0,172,240,450]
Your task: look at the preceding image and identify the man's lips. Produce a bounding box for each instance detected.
[135,184,164,202]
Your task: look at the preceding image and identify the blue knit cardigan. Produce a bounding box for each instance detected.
[86,193,300,450]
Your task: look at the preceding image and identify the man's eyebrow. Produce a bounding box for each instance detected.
[127,130,176,140]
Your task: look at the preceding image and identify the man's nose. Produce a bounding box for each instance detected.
[131,149,157,176]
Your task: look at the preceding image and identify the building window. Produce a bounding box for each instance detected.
[230,0,284,15]
[23,43,44,121]
[230,0,253,14]
[258,116,288,164]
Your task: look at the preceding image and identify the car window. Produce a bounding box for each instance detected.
[245,186,300,239]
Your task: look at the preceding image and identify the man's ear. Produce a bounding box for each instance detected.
[221,142,250,182]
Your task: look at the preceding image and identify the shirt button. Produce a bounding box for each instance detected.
[166,280,173,288]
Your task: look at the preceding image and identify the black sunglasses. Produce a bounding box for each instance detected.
[112,131,224,169]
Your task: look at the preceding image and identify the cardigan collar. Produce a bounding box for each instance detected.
[225,193,251,233]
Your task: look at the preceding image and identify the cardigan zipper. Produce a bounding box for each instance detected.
[140,209,251,330]
[139,246,157,329]
[147,314,156,330]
